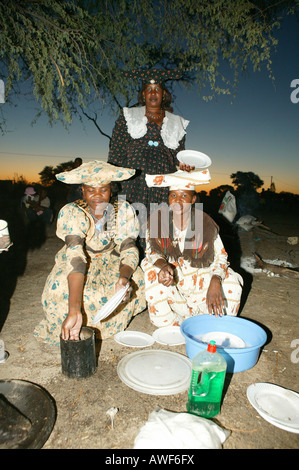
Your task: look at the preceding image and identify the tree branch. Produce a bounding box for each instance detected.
[80,108,111,141]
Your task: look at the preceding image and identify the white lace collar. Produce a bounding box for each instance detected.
[123,106,189,150]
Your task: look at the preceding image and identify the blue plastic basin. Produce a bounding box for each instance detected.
[180,315,267,373]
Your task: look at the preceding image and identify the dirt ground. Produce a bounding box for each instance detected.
[0,209,299,450]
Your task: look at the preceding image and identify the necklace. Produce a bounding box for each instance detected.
[145,109,164,119]
[89,207,107,231]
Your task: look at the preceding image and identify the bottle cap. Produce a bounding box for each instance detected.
[207,340,217,353]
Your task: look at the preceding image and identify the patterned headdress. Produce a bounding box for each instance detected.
[125,68,182,86]
[56,161,135,187]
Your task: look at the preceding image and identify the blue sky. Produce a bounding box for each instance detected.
[1,14,298,194]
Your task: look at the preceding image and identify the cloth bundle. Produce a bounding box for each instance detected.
[133,408,230,449]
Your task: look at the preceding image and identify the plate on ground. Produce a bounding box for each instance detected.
[152,326,185,346]
[117,350,192,395]
[114,331,155,348]
[247,383,299,433]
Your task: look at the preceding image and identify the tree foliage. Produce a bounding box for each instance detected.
[231,170,264,191]
[38,160,74,186]
[0,0,297,127]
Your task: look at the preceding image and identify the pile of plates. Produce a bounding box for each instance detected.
[247,383,299,433]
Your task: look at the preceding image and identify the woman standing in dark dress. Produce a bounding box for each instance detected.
[108,69,193,248]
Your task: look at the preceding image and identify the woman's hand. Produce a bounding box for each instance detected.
[61,311,83,341]
[63,272,84,340]
[158,263,174,287]
[0,235,11,251]
[179,162,195,172]
[206,275,225,317]
[115,276,131,302]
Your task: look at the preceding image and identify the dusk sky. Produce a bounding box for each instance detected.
[1,14,298,195]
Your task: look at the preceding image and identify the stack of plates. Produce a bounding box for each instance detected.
[247,383,299,433]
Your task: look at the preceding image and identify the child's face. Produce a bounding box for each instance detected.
[168,189,197,215]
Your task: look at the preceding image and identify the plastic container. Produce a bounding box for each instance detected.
[187,341,227,418]
[181,315,267,373]
[60,327,97,379]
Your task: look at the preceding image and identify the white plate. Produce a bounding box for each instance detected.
[197,331,246,349]
[92,284,130,324]
[247,383,299,433]
[177,150,212,169]
[152,326,185,346]
[114,331,155,348]
[253,408,299,434]
[117,350,192,395]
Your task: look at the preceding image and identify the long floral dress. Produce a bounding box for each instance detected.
[141,225,243,328]
[34,198,146,346]
[108,106,189,217]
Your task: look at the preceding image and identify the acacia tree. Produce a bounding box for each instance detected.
[0,0,297,131]
[231,171,264,191]
[39,161,74,186]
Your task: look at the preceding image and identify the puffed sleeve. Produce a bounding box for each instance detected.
[108,111,130,166]
[113,201,140,271]
[56,204,91,276]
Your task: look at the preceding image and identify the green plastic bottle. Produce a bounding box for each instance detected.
[186,341,227,418]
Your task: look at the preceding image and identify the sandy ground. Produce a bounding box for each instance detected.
[0,209,299,450]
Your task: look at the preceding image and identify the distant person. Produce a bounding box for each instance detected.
[21,187,39,222]
[34,188,53,226]
[67,157,83,202]
[22,186,53,226]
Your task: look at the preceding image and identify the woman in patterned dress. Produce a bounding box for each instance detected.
[34,161,146,345]
[141,170,243,327]
[108,69,193,249]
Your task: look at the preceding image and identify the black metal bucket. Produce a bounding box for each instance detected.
[60,327,97,379]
